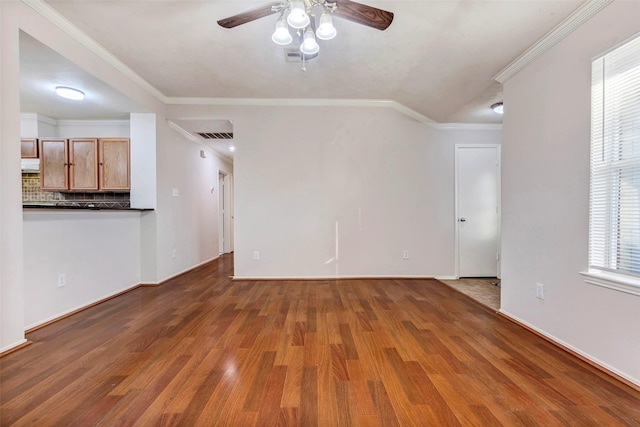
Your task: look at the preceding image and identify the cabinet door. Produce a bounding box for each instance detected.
[99,138,130,190]
[40,138,68,191]
[21,138,38,158]
[69,138,99,191]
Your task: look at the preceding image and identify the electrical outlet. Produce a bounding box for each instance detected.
[57,273,66,288]
[172,188,179,197]
[536,282,544,300]
[172,249,177,259]
[253,251,260,260]
[403,250,410,260]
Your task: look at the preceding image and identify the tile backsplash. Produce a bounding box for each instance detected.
[22,172,130,208]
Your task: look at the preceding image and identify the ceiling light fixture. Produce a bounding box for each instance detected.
[271,1,337,63]
[491,102,504,114]
[55,86,85,100]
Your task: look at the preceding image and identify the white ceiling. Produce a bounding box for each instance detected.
[20,0,586,156]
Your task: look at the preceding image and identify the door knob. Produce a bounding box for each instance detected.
[459,218,466,222]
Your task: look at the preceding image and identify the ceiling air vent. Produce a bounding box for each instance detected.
[196,132,233,140]
[284,48,318,63]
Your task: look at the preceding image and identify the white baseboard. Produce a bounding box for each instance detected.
[231,275,438,280]
[142,255,220,286]
[1,338,28,354]
[499,309,640,388]
[24,283,141,331]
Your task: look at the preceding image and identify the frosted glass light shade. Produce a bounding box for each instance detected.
[316,12,337,40]
[55,86,85,100]
[300,27,319,55]
[287,0,310,29]
[491,102,504,114]
[272,19,293,45]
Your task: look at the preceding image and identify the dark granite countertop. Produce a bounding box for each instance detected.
[23,203,153,211]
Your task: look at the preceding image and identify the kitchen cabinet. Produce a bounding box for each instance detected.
[21,138,38,158]
[39,138,129,192]
[69,138,99,191]
[99,138,130,191]
[39,138,68,191]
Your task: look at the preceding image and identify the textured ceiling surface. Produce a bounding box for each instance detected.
[30,0,582,125]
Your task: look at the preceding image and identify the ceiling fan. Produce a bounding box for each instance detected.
[218,0,393,65]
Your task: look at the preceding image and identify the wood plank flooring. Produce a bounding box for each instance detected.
[2,254,640,426]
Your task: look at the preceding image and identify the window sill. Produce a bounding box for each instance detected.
[580,270,640,297]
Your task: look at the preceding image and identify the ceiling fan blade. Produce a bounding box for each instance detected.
[333,0,394,31]
[217,2,281,29]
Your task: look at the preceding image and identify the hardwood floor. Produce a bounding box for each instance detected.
[2,254,639,426]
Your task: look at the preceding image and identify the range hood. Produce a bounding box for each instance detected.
[21,158,40,172]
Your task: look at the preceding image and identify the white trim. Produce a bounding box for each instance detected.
[434,275,458,280]
[167,120,232,162]
[146,255,221,286]
[22,0,167,103]
[494,0,613,83]
[23,283,140,330]
[20,113,58,126]
[580,270,640,297]
[167,97,437,124]
[454,144,502,279]
[56,119,130,127]
[0,339,29,354]
[499,310,640,387]
[432,123,502,131]
[167,97,506,129]
[231,275,438,280]
[25,0,505,128]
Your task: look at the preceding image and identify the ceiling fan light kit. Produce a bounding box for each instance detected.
[218,0,393,68]
[272,18,293,45]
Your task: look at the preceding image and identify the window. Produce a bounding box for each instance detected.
[583,33,640,296]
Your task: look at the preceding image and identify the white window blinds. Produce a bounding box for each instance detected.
[589,34,640,278]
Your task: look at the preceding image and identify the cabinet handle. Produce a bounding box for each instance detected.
[63,162,68,166]
[99,162,103,166]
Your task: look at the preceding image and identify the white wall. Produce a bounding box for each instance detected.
[56,119,130,137]
[1,2,232,349]
[501,1,640,386]
[22,211,141,328]
[167,105,501,279]
[154,123,232,282]
[1,1,28,352]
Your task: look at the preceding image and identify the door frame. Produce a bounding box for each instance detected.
[218,170,234,254]
[454,144,501,279]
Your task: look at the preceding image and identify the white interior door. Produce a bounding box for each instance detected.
[456,145,500,277]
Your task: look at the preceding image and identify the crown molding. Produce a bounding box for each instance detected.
[20,112,57,126]
[57,119,130,127]
[166,97,439,125]
[494,0,613,83]
[24,0,498,129]
[432,123,502,131]
[22,0,168,103]
[167,120,233,162]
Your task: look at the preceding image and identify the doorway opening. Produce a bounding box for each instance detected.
[450,144,501,310]
[218,171,233,255]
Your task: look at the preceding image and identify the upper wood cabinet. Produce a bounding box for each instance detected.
[39,138,68,191]
[69,138,99,191]
[21,138,38,158]
[39,138,130,192]
[99,138,130,191]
